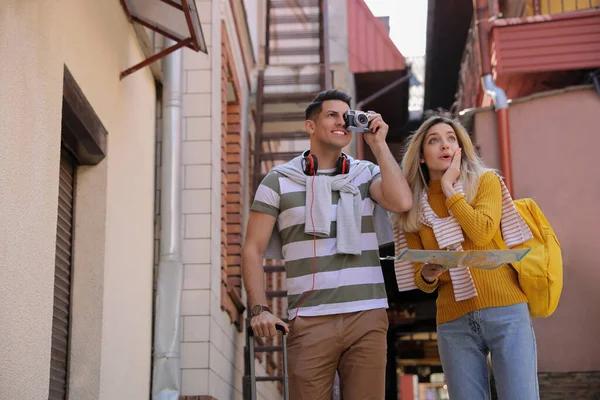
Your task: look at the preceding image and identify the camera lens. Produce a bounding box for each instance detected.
[357,113,369,126]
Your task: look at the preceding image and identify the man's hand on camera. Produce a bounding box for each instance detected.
[363,111,389,150]
[250,311,289,337]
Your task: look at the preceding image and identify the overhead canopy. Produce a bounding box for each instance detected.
[354,69,410,137]
[347,0,410,143]
[423,0,473,112]
[347,0,406,73]
[120,0,208,78]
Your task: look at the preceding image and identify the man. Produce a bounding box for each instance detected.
[241,89,412,399]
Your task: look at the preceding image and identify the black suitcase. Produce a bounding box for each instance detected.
[243,324,289,400]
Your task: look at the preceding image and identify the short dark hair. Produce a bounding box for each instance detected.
[305,89,352,121]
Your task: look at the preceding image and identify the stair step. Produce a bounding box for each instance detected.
[263,92,316,104]
[264,265,287,273]
[255,345,284,353]
[261,131,307,141]
[263,112,306,122]
[270,47,320,56]
[271,0,319,8]
[259,151,299,161]
[266,290,288,298]
[271,7,319,17]
[256,376,284,382]
[270,22,320,32]
[271,14,320,24]
[264,74,320,86]
[270,30,320,40]
[269,54,321,65]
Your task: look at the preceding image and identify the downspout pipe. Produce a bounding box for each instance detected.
[474,0,514,193]
[152,38,184,400]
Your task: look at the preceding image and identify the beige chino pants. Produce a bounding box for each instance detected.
[287,308,389,400]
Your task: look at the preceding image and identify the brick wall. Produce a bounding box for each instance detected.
[224,102,245,325]
[220,21,245,329]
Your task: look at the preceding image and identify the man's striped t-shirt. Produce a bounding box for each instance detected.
[251,163,388,319]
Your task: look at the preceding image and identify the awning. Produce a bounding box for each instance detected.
[347,0,410,146]
[423,0,473,111]
[347,0,406,73]
[354,69,410,135]
[120,0,208,79]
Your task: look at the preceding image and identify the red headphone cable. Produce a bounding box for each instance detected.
[294,174,318,319]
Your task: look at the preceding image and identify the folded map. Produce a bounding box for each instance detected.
[396,248,531,270]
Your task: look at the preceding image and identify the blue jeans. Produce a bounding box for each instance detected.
[437,303,539,400]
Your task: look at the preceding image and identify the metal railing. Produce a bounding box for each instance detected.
[318,0,332,89]
[265,0,272,65]
[496,0,599,18]
[534,0,598,15]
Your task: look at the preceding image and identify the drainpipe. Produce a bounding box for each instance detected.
[152,38,184,400]
[354,71,413,160]
[473,0,513,193]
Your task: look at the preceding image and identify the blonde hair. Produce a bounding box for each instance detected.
[395,115,496,232]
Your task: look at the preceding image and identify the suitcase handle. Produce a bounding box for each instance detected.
[246,323,289,400]
[248,323,287,337]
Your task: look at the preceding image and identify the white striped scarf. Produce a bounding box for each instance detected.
[420,182,478,301]
[393,172,533,302]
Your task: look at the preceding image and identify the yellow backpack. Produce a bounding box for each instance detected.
[508,198,563,318]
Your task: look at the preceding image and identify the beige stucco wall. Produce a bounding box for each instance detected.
[0,0,156,398]
[472,88,600,372]
[0,2,65,398]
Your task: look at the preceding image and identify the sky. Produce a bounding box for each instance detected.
[363,0,428,58]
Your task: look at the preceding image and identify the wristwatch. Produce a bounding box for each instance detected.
[251,305,271,316]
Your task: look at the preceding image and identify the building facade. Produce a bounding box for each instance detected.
[1,0,157,398]
[423,0,600,397]
[1,0,410,399]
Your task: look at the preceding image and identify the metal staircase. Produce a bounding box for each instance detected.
[243,0,332,398]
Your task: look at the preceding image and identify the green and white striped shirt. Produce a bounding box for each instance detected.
[251,163,388,319]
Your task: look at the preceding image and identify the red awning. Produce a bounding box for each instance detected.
[347,0,406,73]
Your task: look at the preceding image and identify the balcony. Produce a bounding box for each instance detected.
[455,0,600,110]
[492,2,600,76]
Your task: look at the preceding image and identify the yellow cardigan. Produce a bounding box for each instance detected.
[406,171,528,325]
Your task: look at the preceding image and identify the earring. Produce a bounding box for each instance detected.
[420,159,425,164]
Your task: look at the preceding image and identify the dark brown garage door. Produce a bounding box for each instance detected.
[49,149,76,399]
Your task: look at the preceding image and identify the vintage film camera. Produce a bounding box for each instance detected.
[344,110,375,133]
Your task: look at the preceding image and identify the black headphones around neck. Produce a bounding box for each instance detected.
[301,150,350,176]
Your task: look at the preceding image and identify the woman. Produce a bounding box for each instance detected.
[395,115,539,399]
